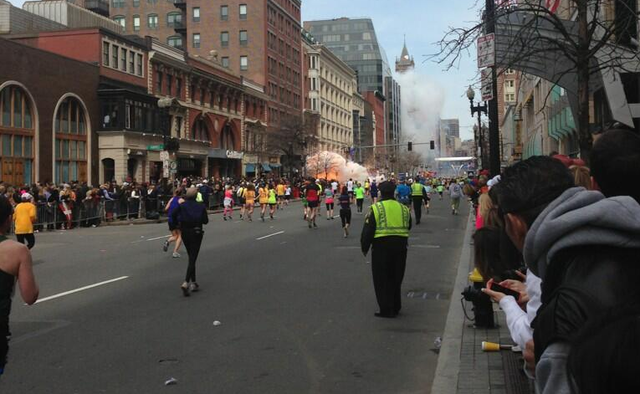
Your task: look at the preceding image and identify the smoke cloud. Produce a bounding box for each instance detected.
[306,151,371,183]
[396,70,445,163]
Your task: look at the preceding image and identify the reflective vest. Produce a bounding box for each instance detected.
[372,200,410,238]
[411,183,424,196]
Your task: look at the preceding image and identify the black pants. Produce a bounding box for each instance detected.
[412,196,423,224]
[371,237,408,316]
[16,234,35,249]
[0,327,8,375]
[340,209,351,227]
[181,228,203,283]
[356,199,364,212]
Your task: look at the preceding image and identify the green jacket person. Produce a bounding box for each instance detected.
[361,181,412,318]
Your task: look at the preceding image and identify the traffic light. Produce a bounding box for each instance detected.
[430,140,435,150]
[408,142,413,151]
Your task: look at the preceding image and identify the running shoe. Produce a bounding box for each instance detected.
[189,282,200,292]
[172,252,181,258]
[344,227,348,238]
[308,221,312,229]
[163,240,169,252]
[181,283,190,297]
[223,216,227,221]
[313,222,318,228]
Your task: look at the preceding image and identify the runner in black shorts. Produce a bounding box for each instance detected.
[304,179,321,228]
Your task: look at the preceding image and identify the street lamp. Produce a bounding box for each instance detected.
[467,87,488,169]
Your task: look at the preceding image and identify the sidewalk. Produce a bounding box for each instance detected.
[431,215,534,394]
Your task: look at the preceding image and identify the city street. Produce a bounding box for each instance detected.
[1,196,468,394]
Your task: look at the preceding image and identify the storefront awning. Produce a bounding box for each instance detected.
[270,163,281,168]
[245,164,256,173]
[262,163,272,172]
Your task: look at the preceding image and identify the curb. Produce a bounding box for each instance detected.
[430,213,474,394]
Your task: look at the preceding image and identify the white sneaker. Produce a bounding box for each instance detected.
[172,252,181,258]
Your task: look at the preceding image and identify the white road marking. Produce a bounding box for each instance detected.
[256,231,285,240]
[34,276,130,304]
[146,235,171,241]
[411,245,441,249]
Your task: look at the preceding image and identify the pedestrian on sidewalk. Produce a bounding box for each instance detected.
[0,195,39,376]
[361,181,411,318]
[13,193,36,249]
[171,187,208,297]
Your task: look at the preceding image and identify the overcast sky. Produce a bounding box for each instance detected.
[8,0,481,139]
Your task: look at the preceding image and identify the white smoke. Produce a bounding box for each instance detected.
[306,151,371,183]
[396,70,445,163]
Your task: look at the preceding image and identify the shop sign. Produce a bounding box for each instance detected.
[147,144,164,151]
[226,150,244,159]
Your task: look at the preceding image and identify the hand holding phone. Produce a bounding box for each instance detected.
[489,282,520,301]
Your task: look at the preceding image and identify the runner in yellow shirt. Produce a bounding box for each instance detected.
[258,183,270,222]
[13,193,37,249]
[276,181,286,210]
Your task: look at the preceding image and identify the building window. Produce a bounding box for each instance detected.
[136,53,143,76]
[113,15,125,29]
[112,0,124,8]
[192,7,200,22]
[362,32,371,40]
[192,116,210,141]
[103,42,110,66]
[239,30,248,45]
[133,15,140,31]
[0,85,35,186]
[220,5,228,20]
[176,78,182,98]
[192,33,201,48]
[120,47,127,71]
[148,14,158,29]
[221,31,229,47]
[240,56,248,71]
[128,50,135,73]
[505,80,515,88]
[239,4,247,20]
[166,74,173,95]
[54,97,88,184]
[156,70,163,94]
[220,123,234,149]
[112,45,119,69]
[167,11,182,27]
[221,57,229,68]
[132,0,139,6]
[167,35,183,48]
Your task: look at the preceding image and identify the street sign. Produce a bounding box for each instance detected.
[481,68,494,101]
[147,144,164,151]
[477,33,495,69]
[160,151,169,161]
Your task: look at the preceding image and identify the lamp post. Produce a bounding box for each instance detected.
[467,87,488,169]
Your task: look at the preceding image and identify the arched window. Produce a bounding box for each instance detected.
[192,116,210,141]
[0,84,35,186]
[166,11,182,27]
[220,123,234,150]
[54,96,88,184]
[167,35,183,48]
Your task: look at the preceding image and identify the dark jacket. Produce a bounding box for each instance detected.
[172,200,208,230]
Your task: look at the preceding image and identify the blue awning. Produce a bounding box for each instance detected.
[262,163,272,172]
[245,164,255,173]
[270,163,282,168]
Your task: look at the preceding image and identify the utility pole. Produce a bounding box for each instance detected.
[485,0,501,176]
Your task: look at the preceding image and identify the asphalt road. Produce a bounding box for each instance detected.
[1,194,469,394]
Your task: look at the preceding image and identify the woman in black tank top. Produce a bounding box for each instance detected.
[0,234,15,375]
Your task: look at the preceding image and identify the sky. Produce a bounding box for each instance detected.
[303,0,482,140]
[8,0,481,139]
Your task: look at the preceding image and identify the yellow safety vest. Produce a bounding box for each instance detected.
[411,183,424,196]
[372,200,410,238]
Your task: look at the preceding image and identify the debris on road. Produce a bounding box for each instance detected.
[164,377,178,386]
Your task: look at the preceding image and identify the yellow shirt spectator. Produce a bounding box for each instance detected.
[14,202,36,234]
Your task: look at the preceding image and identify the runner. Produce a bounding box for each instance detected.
[237,182,246,220]
[347,178,354,200]
[324,186,335,220]
[163,188,183,258]
[284,183,292,206]
[301,180,309,220]
[0,195,39,377]
[316,179,324,217]
[331,179,339,195]
[355,182,365,213]
[268,184,277,220]
[364,179,370,197]
[436,183,445,200]
[423,181,432,214]
[276,180,286,210]
[171,187,208,297]
[449,179,462,215]
[222,184,234,221]
[395,180,411,207]
[13,193,36,249]
[305,178,321,228]
[338,186,352,237]
[370,180,379,204]
[244,183,256,222]
[258,183,269,222]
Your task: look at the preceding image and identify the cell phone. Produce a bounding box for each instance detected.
[490,283,520,301]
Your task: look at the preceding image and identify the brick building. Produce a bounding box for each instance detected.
[362,90,385,169]
[0,36,100,186]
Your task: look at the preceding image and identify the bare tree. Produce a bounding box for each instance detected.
[431,0,640,162]
[266,114,318,177]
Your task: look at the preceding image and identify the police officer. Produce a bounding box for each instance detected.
[361,181,412,318]
[410,179,425,224]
